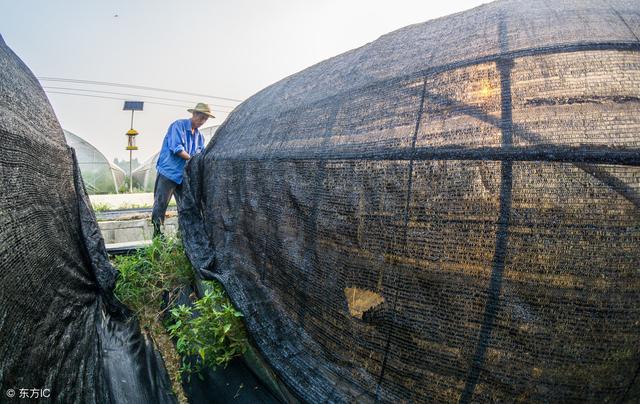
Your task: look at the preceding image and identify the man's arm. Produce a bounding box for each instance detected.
[176,150,190,160]
[166,121,190,159]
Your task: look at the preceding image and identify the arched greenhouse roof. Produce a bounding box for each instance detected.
[64,129,125,194]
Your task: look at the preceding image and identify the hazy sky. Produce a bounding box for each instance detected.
[1,0,487,162]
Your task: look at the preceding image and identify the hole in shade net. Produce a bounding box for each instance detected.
[344,287,385,319]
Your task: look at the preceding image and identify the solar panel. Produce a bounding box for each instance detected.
[123,101,144,111]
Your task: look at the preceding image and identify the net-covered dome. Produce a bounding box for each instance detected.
[0,35,175,403]
[179,0,640,402]
[64,130,125,194]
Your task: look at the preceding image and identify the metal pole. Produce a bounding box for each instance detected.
[129,110,134,193]
[129,149,133,193]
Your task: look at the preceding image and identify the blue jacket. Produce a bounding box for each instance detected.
[156,118,204,184]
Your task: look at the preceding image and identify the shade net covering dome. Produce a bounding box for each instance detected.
[0,36,176,402]
[63,130,125,194]
[178,0,640,402]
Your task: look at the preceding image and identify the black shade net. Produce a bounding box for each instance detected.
[0,35,176,403]
[178,0,640,402]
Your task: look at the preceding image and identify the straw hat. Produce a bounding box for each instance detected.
[188,103,215,118]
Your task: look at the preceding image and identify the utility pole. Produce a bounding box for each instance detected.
[123,101,144,193]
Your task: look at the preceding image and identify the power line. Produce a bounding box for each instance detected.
[45,90,231,113]
[42,86,236,111]
[46,90,191,108]
[38,77,244,103]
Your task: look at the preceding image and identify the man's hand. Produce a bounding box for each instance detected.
[177,150,191,161]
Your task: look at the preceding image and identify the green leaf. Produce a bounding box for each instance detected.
[113,237,247,382]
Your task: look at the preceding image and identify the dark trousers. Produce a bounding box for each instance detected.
[151,173,182,228]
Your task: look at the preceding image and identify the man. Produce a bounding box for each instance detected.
[152,102,214,237]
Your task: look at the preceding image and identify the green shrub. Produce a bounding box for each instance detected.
[113,237,247,384]
[118,178,144,194]
[167,281,247,379]
[92,202,112,212]
[113,237,193,319]
[117,202,152,210]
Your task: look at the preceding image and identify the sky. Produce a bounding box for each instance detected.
[0,0,487,163]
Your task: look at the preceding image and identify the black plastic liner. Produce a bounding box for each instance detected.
[178,1,640,402]
[0,34,176,403]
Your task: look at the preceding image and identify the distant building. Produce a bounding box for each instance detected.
[64,130,126,194]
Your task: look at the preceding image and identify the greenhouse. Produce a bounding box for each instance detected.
[131,152,160,192]
[64,129,126,194]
